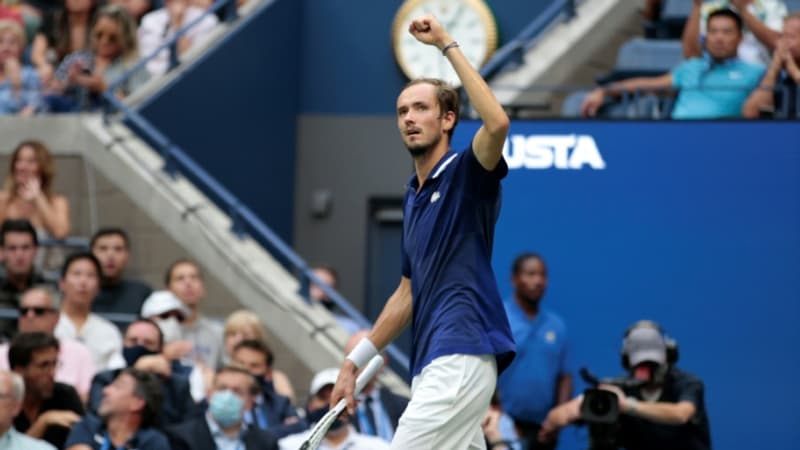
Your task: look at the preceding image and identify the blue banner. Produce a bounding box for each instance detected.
[452,120,800,450]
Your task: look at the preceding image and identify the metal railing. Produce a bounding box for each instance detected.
[479,0,578,80]
[100,0,410,373]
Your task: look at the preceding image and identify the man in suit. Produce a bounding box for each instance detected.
[167,365,279,450]
[232,339,305,438]
[344,330,408,442]
[87,318,199,426]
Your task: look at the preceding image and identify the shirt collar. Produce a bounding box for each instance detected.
[407,150,459,190]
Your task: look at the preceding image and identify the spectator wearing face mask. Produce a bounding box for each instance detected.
[167,365,279,450]
[140,290,208,402]
[278,368,390,450]
[87,318,201,427]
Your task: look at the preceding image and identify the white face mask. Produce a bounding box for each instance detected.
[156,317,183,343]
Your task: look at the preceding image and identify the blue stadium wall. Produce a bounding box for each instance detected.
[450,120,800,450]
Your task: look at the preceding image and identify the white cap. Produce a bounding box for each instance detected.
[140,290,190,319]
[309,368,339,395]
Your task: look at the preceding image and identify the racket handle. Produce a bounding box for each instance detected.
[354,355,383,394]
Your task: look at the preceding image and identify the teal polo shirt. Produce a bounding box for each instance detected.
[671,56,765,119]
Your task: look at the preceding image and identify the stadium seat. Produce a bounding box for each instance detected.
[645,0,693,39]
[561,91,589,117]
[596,38,684,84]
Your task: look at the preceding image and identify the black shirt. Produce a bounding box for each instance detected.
[14,382,84,450]
[92,279,152,316]
[617,368,711,450]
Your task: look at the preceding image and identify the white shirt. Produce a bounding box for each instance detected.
[138,6,219,76]
[54,313,124,371]
[278,426,391,450]
[0,427,56,450]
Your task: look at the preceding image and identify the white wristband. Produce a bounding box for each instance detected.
[346,338,378,369]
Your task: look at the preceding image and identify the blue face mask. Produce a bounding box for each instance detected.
[209,390,245,428]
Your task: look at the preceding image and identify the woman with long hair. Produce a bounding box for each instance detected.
[0,140,70,238]
[30,0,97,84]
[43,4,148,111]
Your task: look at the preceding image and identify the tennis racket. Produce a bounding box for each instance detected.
[299,355,384,450]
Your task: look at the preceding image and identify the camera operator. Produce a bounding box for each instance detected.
[538,320,711,450]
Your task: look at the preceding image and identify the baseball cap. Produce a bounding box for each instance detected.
[309,368,339,395]
[140,290,190,319]
[624,326,667,367]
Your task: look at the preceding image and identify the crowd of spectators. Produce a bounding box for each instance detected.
[0,0,223,116]
[0,138,714,450]
[585,0,799,119]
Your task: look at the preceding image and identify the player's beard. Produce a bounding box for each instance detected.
[406,133,441,158]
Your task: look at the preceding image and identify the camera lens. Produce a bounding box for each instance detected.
[589,393,611,416]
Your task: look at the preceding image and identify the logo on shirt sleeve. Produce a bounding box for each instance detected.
[431,191,441,203]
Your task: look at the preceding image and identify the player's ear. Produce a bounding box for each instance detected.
[442,110,456,133]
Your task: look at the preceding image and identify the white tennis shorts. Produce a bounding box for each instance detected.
[391,354,497,450]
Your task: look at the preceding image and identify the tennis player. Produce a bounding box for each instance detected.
[330,14,515,449]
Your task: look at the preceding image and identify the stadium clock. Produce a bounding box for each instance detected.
[391,0,498,87]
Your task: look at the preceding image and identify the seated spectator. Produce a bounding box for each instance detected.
[582,9,765,119]
[310,265,360,335]
[30,0,96,84]
[223,309,295,403]
[0,369,55,450]
[166,365,279,450]
[140,290,209,402]
[54,251,124,370]
[231,339,305,439]
[0,286,96,401]
[138,0,218,77]
[278,368,389,450]
[87,318,199,427]
[91,227,152,315]
[343,330,408,443]
[9,332,84,449]
[43,4,149,112]
[743,13,800,118]
[683,0,787,65]
[65,368,170,450]
[165,258,223,368]
[0,20,41,116]
[0,141,71,239]
[0,219,49,338]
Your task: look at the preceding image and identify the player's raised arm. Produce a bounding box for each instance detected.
[409,14,510,171]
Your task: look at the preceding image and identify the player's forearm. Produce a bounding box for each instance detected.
[443,39,509,137]
[368,278,412,350]
[626,400,695,425]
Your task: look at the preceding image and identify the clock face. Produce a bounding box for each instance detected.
[392,0,498,86]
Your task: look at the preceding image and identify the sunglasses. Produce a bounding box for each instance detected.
[19,307,55,317]
[93,30,120,44]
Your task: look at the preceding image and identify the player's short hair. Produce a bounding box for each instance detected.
[233,338,275,368]
[402,78,460,141]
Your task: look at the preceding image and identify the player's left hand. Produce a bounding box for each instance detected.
[409,14,453,50]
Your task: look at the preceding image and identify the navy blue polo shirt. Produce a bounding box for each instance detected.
[64,414,171,450]
[402,146,515,378]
